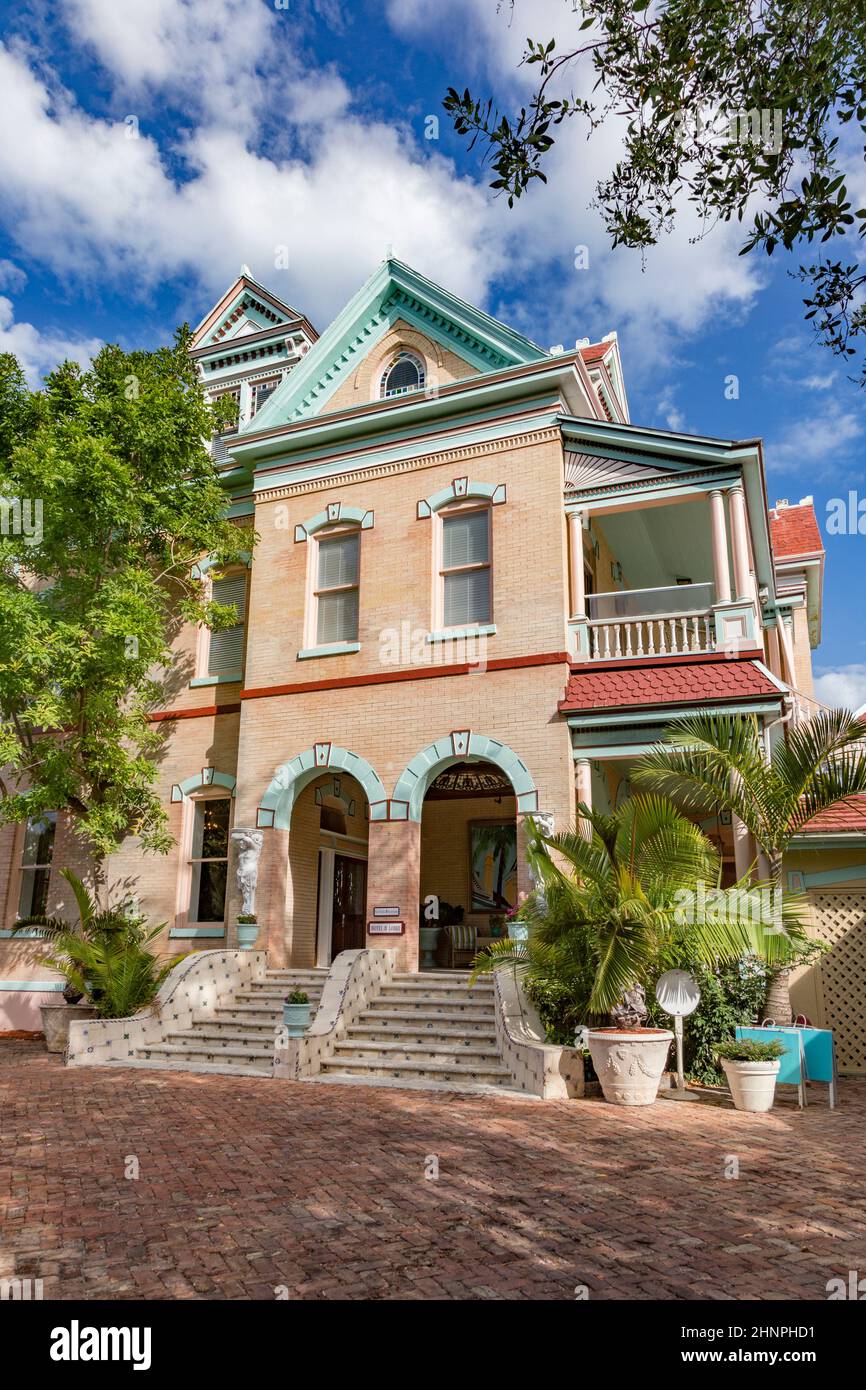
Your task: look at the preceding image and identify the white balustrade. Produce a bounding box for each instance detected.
[588,611,716,661]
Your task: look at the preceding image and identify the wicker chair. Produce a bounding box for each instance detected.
[444,922,477,969]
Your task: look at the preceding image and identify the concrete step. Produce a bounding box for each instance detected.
[136,1041,274,1065]
[361,1007,496,1029]
[349,1021,498,1043]
[373,993,494,1010]
[386,976,494,993]
[106,1057,273,1079]
[319,1056,511,1083]
[365,998,495,1017]
[332,1039,502,1064]
[193,1014,278,1034]
[166,1028,278,1049]
[234,987,322,1003]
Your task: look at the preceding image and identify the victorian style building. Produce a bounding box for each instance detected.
[2,260,864,1076]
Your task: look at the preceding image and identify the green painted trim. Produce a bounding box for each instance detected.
[426,624,497,643]
[244,257,546,433]
[169,927,226,938]
[171,770,237,803]
[789,833,866,849]
[297,643,361,660]
[560,417,748,466]
[0,929,45,939]
[787,864,866,889]
[566,700,782,730]
[190,673,242,687]
[191,552,251,579]
[392,731,538,822]
[417,479,505,518]
[259,744,388,829]
[566,470,743,510]
[227,500,255,519]
[294,505,373,542]
[0,980,64,991]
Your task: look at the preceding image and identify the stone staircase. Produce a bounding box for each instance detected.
[132,968,327,1077]
[317,971,515,1092]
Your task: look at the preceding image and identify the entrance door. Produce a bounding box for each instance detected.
[331,854,367,959]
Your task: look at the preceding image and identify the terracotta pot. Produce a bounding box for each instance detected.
[587,1027,674,1106]
[40,1003,98,1054]
[721,1057,780,1112]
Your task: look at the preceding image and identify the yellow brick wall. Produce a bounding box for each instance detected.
[420,794,517,929]
[323,320,480,415]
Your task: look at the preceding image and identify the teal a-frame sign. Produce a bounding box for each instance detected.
[735,1025,837,1108]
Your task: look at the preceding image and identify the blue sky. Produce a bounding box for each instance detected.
[0,0,863,702]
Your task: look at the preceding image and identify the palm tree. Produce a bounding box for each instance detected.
[471,795,804,1019]
[633,709,866,1021]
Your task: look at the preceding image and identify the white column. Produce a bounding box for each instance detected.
[575,758,593,840]
[568,511,586,619]
[709,489,732,604]
[728,485,751,601]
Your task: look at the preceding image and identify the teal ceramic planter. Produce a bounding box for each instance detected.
[282,1001,311,1036]
[236,922,260,949]
[419,924,440,968]
[507,922,528,942]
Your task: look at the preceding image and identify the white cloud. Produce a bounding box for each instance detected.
[0,295,100,385]
[766,401,865,475]
[0,260,27,293]
[814,665,866,713]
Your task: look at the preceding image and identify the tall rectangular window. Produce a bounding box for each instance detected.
[442,509,491,626]
[251,378,280,416]
[17,813,57,919]
[316,531,360,645]
[207,571,247,677]
[188,798,230,924]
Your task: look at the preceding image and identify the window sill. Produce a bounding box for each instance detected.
[190,673,243,687]
[426,624,497,644]
[169,926,226,939]
[0,929,45,939]
[297,642,361,660]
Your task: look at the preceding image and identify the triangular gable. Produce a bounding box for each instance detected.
[192,272,304,351]
[241,258,548,433]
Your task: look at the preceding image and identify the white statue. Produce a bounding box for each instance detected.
[231,827,264,916]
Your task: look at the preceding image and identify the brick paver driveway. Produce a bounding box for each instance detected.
[2,1040,864,1300]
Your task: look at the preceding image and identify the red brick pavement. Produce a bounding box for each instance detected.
[2,1041,864,1301]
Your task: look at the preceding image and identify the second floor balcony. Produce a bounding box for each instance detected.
[583,582,716,660]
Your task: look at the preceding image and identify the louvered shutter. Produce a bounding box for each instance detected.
[208,572,246,676]
[443,511,489,568]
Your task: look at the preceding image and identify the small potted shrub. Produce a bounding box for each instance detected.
[715,1037,785,1112]
[505,905,528,942]
[236,914,259,949]
[283,989,311,1036]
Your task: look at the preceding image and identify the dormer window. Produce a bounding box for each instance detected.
[380,351,425,399]
[251,377,280,416]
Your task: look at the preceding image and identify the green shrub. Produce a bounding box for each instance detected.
[715,1037,785,1062]
[646,954,769,1083]
[284,990,309,1005]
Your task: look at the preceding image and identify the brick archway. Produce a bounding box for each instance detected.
[390,731,538,823]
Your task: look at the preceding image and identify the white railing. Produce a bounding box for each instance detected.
[588,610,716,660]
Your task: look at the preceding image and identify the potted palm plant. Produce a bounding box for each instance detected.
[14,868,181,1048]
[283,990,311,1036]
[472,796,807,1106]
[715,1037,785,1112]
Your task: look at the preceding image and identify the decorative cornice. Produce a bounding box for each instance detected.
[253,426,560,504]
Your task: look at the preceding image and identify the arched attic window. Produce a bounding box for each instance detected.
[380,351,425,399]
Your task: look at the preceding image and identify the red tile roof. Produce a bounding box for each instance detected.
[559,657,782,713]
[769,502,824,560]
[799,797,866,834]
[579,342,610,365]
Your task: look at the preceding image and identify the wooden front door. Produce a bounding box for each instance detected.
[330,855,367,959]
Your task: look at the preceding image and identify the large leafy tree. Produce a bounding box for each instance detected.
[0,334,248,871]
[445,0,866,383]
[634,710,866,1018]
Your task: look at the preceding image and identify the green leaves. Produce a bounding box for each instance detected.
[0,331,250,860]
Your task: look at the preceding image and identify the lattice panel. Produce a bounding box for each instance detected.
[808,891,866,1073]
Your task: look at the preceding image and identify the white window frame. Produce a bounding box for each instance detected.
[195,566,248,682]
[305,525,361,651]
[16,813,58,922]
[434,501,493,631]
[176,790,233,933]
[379,350,426,400]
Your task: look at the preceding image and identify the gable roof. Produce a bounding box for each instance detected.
[798,796,866,835]
[192,270,311,352]
[770,498,824,560]
[241,257,548,434]
[559,656,781,714]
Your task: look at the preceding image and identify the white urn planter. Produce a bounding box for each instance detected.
[40,1003,98,1054]
[721,1057,781,1113]
[588,1027,674,1106]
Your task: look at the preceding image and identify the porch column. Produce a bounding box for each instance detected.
[776,613,797,688]
[568,510,586,618]
[365,818,421,972]
[575,758,593,840]
[728,485,751,601]
[709,489,732,604]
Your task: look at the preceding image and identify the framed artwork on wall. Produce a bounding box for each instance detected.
[469,820,517,913]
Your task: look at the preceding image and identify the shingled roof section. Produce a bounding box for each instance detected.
[559,657,783,713]
[769,500,824,560]
[798,797,866,835]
